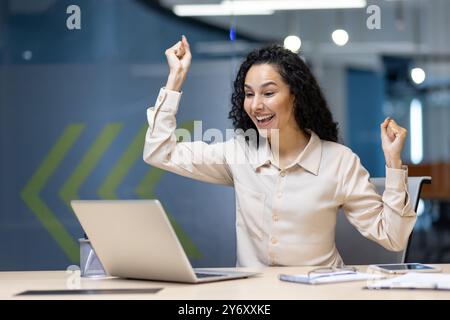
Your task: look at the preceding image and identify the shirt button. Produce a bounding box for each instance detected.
[280,171,286,177]
[271,237,278,245]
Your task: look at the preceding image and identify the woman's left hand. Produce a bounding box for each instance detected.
[380,117,407,169]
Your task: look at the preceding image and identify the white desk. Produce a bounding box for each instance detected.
[2,265,450,300]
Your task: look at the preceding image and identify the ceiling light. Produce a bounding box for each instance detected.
[332,29,349,46]
[173,4,273,16]
[223,0,367,10]
[173,0,366,17]
[284,35,301,53]
[411,67,426,85]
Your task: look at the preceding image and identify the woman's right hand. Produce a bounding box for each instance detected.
[165,35,191,92]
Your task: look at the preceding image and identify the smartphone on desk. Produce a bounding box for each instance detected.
[368,263,441,274]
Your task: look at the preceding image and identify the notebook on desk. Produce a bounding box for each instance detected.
[71,199,259,284]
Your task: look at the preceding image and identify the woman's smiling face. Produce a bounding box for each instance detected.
[243,63,297,138]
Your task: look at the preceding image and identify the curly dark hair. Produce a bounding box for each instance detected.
[228,44,339,142]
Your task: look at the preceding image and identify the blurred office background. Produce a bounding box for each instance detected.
[0,0,449,271]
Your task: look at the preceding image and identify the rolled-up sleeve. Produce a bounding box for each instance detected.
[143,87,233,186]
[341,153,416,252]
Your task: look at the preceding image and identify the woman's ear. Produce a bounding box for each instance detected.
[289,94,296,110]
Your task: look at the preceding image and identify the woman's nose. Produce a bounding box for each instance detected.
[251,96,264,112]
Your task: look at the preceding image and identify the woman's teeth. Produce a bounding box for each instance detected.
[256,114,275,123]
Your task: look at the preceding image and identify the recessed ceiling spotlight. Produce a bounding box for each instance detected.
[284,35,302,53]
[410,67,426,85]
[332,29,349,46]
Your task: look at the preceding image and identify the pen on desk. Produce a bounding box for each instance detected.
[365,282,440,290]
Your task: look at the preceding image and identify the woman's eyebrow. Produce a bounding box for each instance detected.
[244,81,278,89]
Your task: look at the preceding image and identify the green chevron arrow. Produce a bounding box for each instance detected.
[136,121,202,259]
[59,123,123,208]
[21,124,85,263]
[97,124,148,199]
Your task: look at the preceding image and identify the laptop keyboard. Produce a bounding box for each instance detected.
[195,272,224,278]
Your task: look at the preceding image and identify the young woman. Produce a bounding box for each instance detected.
[143,36,415,267]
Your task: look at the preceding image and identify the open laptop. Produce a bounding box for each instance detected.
[71,199,258,283]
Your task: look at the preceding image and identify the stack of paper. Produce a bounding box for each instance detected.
[367,272,450,290]
[279,272,384,285]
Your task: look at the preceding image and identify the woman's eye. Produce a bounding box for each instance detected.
[245,93,254,97]
[264,92,274,97]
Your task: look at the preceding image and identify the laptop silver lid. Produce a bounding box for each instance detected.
[71,199,198,283]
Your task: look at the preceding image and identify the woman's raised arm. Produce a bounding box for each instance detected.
[143,36,234,186]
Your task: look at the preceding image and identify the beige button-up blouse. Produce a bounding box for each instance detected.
[143,88,417,267]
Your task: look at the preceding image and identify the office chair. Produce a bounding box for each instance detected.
[335,176,432,265]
